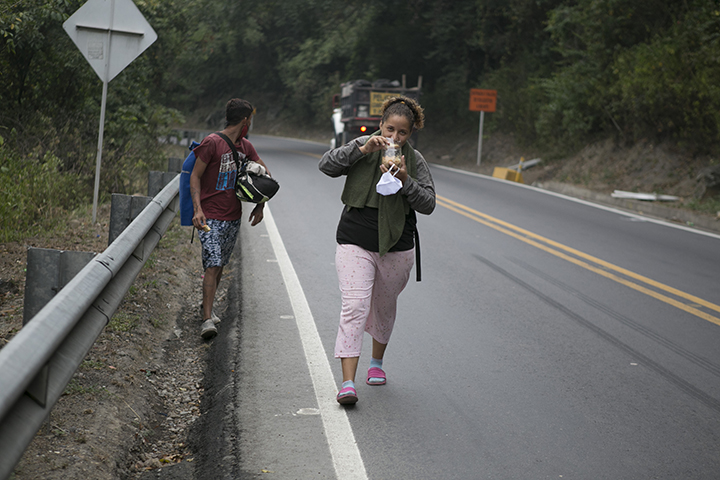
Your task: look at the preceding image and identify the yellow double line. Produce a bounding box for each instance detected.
[437,195,720,327]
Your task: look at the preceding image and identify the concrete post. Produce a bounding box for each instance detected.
[148,171,177,197]
[23,248,96,406]
[109,194,152,245]
[168,157,183,173]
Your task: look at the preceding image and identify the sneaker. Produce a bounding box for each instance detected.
[200,318,217,339]
[200,305,221,324]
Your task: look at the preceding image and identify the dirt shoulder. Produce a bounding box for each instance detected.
[1,204,213,479]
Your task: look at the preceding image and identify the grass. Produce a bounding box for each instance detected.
[63,379,106,397]
[80,359,106,370]
[686,195,720,215]
[144,252,158,270]
[158,218,187,248]
[107,312,140,333]
[150,316,166,328]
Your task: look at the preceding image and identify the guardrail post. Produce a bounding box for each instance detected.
[23,249,97,325]
[22,248,96,406]
[109,194,152,245]
[168,157,182,173]
[148,171,177,197]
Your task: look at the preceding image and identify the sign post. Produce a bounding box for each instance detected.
[63,0,157,223]
[469,89,497,166]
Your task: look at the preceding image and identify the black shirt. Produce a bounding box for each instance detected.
[336,206,416,252]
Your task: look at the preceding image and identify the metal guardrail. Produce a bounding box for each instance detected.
[0,175,180,479]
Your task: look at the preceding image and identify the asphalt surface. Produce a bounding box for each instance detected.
[195,135,720,479]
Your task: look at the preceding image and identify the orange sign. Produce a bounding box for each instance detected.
[469,89,497,112]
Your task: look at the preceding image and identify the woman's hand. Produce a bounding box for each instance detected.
[379,155,409,185]
[359,136,389,155]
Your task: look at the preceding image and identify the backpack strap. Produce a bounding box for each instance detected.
[408,209,421,282]
[414,228,421,282]
[215,132,246,173]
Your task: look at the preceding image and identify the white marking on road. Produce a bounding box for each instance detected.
[263,208,368,480]
[297,408,321,416]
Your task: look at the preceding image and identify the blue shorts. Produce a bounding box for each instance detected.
[198,218,241,270]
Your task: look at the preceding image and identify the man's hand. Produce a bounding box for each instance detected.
[249,204,265,226]
[192,208,207,230]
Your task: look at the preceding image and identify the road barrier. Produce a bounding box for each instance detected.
[0,175,179,480]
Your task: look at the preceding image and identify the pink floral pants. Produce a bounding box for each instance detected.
[334,244,415,358]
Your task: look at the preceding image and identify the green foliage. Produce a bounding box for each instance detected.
[0,142,88,242]
[535,62,602,150]
[0,0,183,223]
[539,0,719,149]
[610,3,720,145]
[1,0,92,114]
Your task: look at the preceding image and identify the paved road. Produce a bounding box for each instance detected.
[197,135,720,479]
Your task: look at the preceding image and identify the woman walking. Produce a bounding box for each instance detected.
[318,96,436,405]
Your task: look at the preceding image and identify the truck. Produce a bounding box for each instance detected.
[331,75,422,148]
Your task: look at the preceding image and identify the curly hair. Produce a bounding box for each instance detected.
[380,95,425,131]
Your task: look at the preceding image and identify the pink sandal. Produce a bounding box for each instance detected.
[336,386,358,405]
[366,367,386,385]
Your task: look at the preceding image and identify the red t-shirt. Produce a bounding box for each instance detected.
[193,133,261,221]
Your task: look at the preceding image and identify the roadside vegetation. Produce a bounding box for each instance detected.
[1,0,719,243]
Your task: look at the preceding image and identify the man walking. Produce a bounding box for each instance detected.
[190,98,269,339]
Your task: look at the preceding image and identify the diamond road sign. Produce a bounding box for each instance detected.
[63,0,157,82]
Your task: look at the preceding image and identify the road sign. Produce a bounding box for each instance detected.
[63,0,157,223]
[469,89,497,113]
[469,89,497,166]
[63,0,157,83]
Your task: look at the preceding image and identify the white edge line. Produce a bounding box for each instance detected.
[431,163,720,240]
[263,207,368,480]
